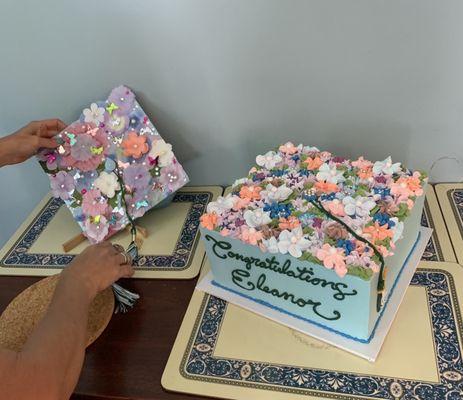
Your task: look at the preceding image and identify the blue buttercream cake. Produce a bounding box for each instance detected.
[200,143,427,342]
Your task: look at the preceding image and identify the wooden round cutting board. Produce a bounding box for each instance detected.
[0,274,114,352]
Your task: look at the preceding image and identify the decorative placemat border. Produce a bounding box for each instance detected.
[177,267,463,399]
[0,187,222,277]
[435,184,463,264]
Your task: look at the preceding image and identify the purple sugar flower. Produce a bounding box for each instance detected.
[50,171,75,200]
[108,85,135,114]
[70,135,97,162]
[123,164,151,190]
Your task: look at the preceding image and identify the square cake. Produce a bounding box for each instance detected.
[199,142,426,342]
[37,85,189,244]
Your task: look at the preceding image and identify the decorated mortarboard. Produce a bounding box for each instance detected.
[37,85,189,310]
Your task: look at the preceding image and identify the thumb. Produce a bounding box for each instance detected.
[37,137,58,149]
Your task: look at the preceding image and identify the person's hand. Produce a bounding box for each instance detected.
[63,242,135,300]
[0,119,66,167]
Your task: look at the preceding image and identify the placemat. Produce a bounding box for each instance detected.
[421,185,457,262]
[162,260,463,400]
[0,274,114,351]
[435,183,463,264]
[0,186,223,279]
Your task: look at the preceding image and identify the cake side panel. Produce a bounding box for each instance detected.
[200,227,372,340]
[366,190,425,334]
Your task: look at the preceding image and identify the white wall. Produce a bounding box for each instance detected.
[1,0,463,246]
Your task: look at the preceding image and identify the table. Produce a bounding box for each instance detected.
[0,275,207,400]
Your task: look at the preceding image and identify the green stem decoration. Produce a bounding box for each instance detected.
[308,198,386,312]
[114,168,138,259]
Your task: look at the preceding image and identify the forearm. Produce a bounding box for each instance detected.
[0,136,13,167]
[3,272,94,399]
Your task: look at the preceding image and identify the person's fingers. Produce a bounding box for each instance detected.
[37,137,58,149]
[119,264,135,278]
[39,119,67,135]
[112,244,125,254]
[26,119,66,137]
[114,252,128,265]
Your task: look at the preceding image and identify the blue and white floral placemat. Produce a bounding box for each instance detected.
[435,184,463,265]
[162,261,463,400]
[0,186,223,279]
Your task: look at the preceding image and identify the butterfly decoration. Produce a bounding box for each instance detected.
[90,146,104,155]
[117,160,130,169]
[106,102,119,115]
[65,133,77,146]
[148,156,158,167]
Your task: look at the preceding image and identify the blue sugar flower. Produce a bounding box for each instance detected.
[292,155,300,162]
[299,169,311,176]
[320,192,336,201]
[373,187,391,199]
[270,169,287,177]
[373,212,396,228]
[336,239,355,255]
[303,193,317,202]
[263,202,293,219]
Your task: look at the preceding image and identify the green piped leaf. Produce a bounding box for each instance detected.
[347,266,374,281]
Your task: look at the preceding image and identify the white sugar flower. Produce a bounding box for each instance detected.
[256,151,282,169]
[372,156,401,176]
[93,171,120,198]
[316,163,345,184]
[207,194,235,215]
[277,227,311,258]
[261,236,279,253]
[342,196,376,217]
[232,177,248,188]
[148,139,174,167]
[261,183,292,202]
[244,208,272,228]
[83,103,105,125]
[390,217,404,243]
[303,145,320,152]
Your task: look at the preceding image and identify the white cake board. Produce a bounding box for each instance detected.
[197,227,432,362]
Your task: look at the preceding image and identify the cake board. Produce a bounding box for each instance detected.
[0,186,223,279]
[435,183,463,264]
[163,260,463,400]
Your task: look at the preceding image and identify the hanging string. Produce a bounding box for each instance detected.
[308,198,386,312]
[110,168,140,313]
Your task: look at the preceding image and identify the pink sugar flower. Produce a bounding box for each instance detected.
[279,141,298,155]
[200,212,218,230]
[325,199,346,217]
[60,123,109,172]
[82,189,108,217]
[239,185,262,200]
[391,174,423,198]
[84,215,109,243]
[220,228,230,237]
[363,222,393,243]
[240,226,263,245]
[278,216,301,230]
[316,243,347,278]
[233,196,251,210]
[351,156,373,170]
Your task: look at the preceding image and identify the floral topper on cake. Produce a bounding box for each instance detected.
[38,85,189,244]
[200,142,427,281]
